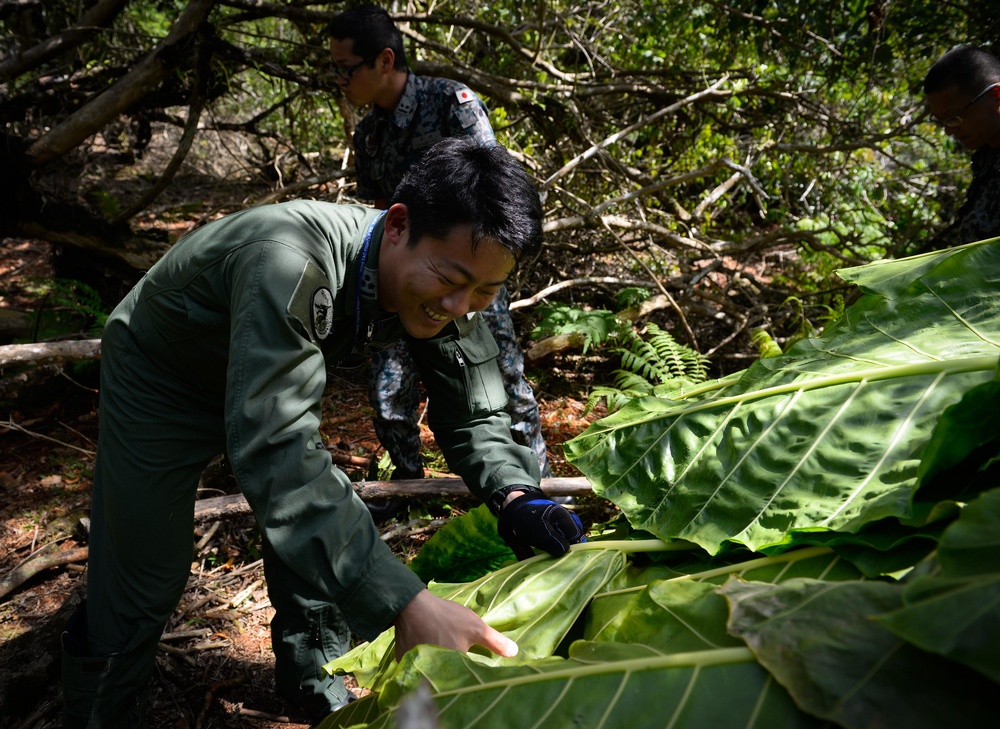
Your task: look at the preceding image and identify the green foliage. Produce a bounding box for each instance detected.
[773,294,845,352]
[587,323,710,413]
[750,328,782,358]
[530,304,624,354]
[22,278,109,340]
[409,504,515,583]
[568,241,1000,553]
[614,286,651,310]
[373,451,395,481]
[6,0,996,359]
[317,239,1000,729]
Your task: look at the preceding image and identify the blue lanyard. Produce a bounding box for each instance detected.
[353,211,385,348]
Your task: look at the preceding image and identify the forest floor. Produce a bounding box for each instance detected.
[0,239,615,729]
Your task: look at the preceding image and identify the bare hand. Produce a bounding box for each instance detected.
[393,589,518,662]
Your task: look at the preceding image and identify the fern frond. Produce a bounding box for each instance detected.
[589,322,711,413]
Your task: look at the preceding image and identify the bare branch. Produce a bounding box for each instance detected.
[510,277,655,310]
[540,76,730,191]
[0,339,102,367]
[0,0,129,82]
[25,0,217,166]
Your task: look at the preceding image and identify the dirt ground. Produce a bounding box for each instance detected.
[0,240,611,729]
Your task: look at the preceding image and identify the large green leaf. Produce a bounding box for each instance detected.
[324,546,859,728]
[875,488,1000,683]
[408,505,515,583]
[721,577,996,728]
[356,642,826,729]
[326,546,629,691]
[566,241,1000,553]
[915,367,1000,501]
[585,547,860,649]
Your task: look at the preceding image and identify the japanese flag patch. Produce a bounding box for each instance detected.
[455,88,475,104]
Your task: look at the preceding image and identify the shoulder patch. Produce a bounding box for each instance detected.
[311,287,334,340]
[288,260,334,343]
[455,88,476,104]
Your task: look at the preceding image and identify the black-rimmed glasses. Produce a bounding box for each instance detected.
[934,83,1000,127]
[334,57,374,82]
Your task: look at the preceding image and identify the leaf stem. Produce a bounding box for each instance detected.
[595,545,834,597]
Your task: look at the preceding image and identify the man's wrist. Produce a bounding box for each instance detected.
[488,485,542,516]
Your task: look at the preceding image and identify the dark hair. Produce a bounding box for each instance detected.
[328,4,407,70]
[924,46,1000,96]
[391,138,543,263]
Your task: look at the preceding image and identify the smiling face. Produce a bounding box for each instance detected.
[377,204,514,339]
[926,83,1000,150]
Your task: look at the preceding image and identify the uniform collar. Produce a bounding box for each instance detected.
[359,211,385,304]
[389,71,420,129]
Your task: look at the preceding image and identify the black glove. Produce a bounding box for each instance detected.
[497,489,586,560]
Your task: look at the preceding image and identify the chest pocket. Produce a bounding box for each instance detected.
[453,323,506,416]
[409,320,507,422]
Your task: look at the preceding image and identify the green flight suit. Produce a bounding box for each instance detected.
[64,200,540,727]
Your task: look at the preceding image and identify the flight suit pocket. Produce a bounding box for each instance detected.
[408,320,508,422]
[454,325,506,416]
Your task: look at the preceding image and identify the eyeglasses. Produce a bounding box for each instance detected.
[933,83,999,127]
[333,57,374,82]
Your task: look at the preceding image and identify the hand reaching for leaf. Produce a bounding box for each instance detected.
[393,589,518,662]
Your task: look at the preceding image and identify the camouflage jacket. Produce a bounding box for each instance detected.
[353,72,494,202]
[956,146,1000,245]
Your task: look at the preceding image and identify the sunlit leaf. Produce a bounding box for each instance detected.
[567,242,1000,553]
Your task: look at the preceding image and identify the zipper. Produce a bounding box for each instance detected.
[455,348,466,367]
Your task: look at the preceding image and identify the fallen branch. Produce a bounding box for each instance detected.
[192,476,593,523]
[196,675,247,729]
[0,544,89,601]
[237,707,297,723]
[524,295,675,363]
[0,477,595,600]
[0,417,96,456]
[0,339,102,367]
[510,277,654,310]
[329,451,372,469]
[380,517,450,543]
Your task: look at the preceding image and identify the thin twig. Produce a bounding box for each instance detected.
[510,277,654,310]
[0,418,95,456]
[600,219,699,349]
[237,707,299,723]
[195,675,247,729]
[540,75,730,190]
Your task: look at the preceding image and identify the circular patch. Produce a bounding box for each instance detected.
[311,287,334,341]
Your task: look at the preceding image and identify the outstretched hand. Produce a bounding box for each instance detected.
[393,589,518,662]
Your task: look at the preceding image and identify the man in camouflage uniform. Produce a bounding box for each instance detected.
[330,5,551,480]
[923,46,1000,247]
